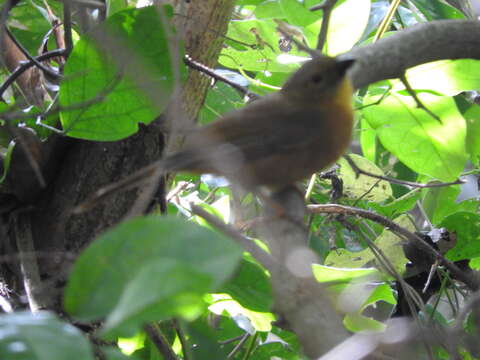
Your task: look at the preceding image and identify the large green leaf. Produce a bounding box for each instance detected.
[64,216,242,330]
[362,92,467,182]
[60,6,185,140]
[0,312,94,360]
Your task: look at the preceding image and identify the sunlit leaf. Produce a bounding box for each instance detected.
[307,0,371,55]
[362,91,467,182]
[338,154,392,202]
[220,19,304,72]
[209,294,274,332]
[312,265,380,283]
[392,60,480,96]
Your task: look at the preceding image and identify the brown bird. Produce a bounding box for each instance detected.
[77,55,355,212]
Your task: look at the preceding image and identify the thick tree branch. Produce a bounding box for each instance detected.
[346,20,480,89]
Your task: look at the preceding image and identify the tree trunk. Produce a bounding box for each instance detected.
[25,0,236,298]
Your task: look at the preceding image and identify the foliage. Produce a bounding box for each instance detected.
[0,0,479,359]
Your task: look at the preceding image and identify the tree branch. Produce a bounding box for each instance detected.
[346,20,480,89]
[308,204,480,291]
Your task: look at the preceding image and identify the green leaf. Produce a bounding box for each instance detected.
[9,0,59,54]
[344,312,385,332]
[101,260,210,337]
[218,259,272,312]
[238,0,265,5]
[183,318,229,359]
[64,216,242,324]
[255,0,283,19]
[422,185,461,225]
[360,116,377,162]
[103,346,141,360]
[410,0,464,20]
[198,81,245,125]
[463,104,480,165]
[363,92,467,182]
[364,283,396,306]
[209,294,274,332]
[337,154,392,202]
[0,312,94,360]
[60,6,185,141]
[325,214,411,275]
[279,0,320,27]
[312,264,381,283]
[306,0,371,55]
[392,60,480,96]
[441,212,480,261]
[107,0,131,16]
[370,188,421,219]
[220,19,304,72]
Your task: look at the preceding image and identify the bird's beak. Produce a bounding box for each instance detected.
[336,59,356,75]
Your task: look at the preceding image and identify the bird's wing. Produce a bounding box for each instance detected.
[210,105,326,160]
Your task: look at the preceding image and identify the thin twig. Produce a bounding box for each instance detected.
[184,55,259,101]
[172,319,190,360]
[373,0,401,42]
[63,0,73,57]
[354,219,425,317]
[400,74,442,122]
[227,333,250,359]
[310,0,338,51]
[308,203,480,291]
[0,48,66,100]
[190,205,276,272]
[144,323,178,360]
[354,85,391,110]
[344,155,464,188]
[4,27,60,79]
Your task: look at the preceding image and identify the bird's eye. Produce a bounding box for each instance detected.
[311,74,323,83]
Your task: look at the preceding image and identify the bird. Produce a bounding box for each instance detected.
[76,55,355,213]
